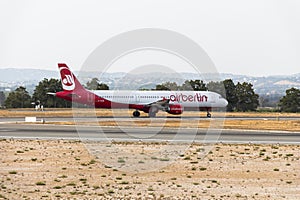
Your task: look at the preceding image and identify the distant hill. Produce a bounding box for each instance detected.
[0,68,58,82]
[0,68,299,98]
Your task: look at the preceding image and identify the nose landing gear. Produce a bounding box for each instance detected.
[206,108,212,118]
[207,112,211,118]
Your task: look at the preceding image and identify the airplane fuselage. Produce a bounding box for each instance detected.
[53,63,228,117]
[90,90,227,110]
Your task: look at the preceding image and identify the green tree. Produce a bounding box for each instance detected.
[155,82,179,91]
[279,87,300,112]
[207,81,226,96]
[180,80,207,91]
[223,79,238,112]
[235,82,259,111]
[155,84,169,91]
[0,91,5,107]
[32,78,71,108]
[207,79,238,112]
[86,78,109,90]
[5,86,31,108]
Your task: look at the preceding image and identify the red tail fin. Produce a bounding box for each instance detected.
[58,63,85,91]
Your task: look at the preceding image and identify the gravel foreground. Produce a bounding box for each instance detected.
[0,139,299,199]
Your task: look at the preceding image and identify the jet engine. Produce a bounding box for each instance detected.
[167,104,184,115]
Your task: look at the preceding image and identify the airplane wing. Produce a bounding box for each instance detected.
[142,98,183,116]
[150,98,170,106]
[144,98,170,111]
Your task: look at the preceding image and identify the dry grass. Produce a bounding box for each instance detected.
[224,120,300,132]
[40,119,300,132]
[0,139,299,199]
[26,119,300,133]
[0,108,102,118]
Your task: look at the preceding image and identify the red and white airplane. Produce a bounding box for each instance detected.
[50,63,228,118]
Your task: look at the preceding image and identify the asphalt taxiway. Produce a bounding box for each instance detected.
[0,123,299,145]
[0,115,299,123]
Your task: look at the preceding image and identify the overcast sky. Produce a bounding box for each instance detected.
[0,0,299,76]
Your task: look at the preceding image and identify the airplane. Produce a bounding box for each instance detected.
[49,63,228,118]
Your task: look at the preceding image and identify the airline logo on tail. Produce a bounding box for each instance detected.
[59,66,75,91]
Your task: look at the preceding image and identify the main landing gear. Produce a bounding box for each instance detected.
[148,112,156,118]
[148,106,158,118]
[133,110,140,117]
[133,106,158,118]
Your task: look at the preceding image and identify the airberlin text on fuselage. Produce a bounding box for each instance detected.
[170,93,208,102]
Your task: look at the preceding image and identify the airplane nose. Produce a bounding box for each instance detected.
[223,99,228,107]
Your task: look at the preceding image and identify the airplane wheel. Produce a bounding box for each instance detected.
[133,110,140,117]
[207,113,211,118]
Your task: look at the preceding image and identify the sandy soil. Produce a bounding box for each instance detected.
[0,139,299,199]
[1,109,299,199]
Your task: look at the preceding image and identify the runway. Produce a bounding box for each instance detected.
[0,115,299,123]
[0,123,299,144]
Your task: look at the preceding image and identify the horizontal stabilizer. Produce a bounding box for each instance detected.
[46,92,56,96]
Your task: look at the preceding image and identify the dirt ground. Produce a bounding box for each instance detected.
[1,109,299,199]
[0,139,299,199]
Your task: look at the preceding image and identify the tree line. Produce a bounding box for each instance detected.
[1,78,299,113]
[2,78,108,109]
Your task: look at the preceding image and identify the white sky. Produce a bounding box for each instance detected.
[0,0,299,76]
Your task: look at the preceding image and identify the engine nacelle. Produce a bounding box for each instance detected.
[167,104,184,115]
